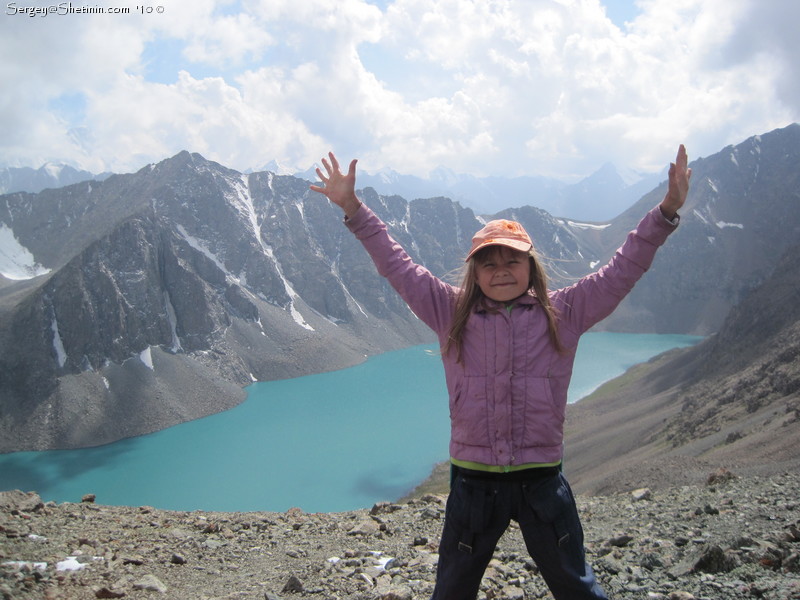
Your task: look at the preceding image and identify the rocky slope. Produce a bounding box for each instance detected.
[594,123,800,334]
[562,241,800,497]
[2,470,799,600]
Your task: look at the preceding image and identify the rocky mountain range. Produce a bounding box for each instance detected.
[0,164,109,196]
[1,123,798,454]
[4,155,659,222]
[594,123,800,333]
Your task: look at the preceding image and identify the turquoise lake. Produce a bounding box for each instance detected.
[0,332,701,513]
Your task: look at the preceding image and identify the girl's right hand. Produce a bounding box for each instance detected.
[309,152,362,218]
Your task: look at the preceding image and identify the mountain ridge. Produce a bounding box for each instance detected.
[1,124,799,453]
[2,154,661,222]
[0,163,111,196]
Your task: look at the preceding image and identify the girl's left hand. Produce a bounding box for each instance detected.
[660,144,692,220]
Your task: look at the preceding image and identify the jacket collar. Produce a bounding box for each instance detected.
[475,290,540,314]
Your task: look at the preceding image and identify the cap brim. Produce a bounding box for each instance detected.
[465,239,532,261]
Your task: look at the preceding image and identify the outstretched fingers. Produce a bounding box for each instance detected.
[310,153,346,191]
[308,152,361,216]
[328,152,340,173]
[309,171,326,193]
[310,153,338,194]
[674,144,692,181]
[676,144,687,167]
[659,144,692,219]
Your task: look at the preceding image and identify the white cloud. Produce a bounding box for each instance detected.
[0,0,796,180]
[181,13,274,67]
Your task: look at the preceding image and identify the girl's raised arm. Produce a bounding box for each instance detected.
[309,152,362,218]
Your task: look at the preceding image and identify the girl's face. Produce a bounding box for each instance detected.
[474,246,531,303]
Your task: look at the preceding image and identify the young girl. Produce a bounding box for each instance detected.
[311,147,691,600]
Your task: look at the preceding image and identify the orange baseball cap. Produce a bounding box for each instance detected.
[465,219,533,261]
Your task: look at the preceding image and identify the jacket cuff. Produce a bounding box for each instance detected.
[344,202,371,233]
[657,205,680,227]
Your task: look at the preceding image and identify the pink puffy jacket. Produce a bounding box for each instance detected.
[346,203,677,466]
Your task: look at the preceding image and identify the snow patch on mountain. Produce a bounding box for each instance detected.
[716,221,744,230]
[262,244,314,331]
[227,174,270,254]
[164,291,182,353]
[176,224,237,284]
[563,220,612,230]
[0,223,50,280]
[139,347,154,370]
[51,317,67,368]
[43,163,65,180]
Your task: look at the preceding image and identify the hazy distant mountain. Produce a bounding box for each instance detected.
[558,163,664,221]
[0,159,658,222]
[0,163,109,194]
[300,162,662,221]
[1,123,798,453]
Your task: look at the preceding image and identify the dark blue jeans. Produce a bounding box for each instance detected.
[431,465,607,600]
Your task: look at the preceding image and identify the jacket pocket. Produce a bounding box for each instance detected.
[520,376,563,448]
[451,376,491,447]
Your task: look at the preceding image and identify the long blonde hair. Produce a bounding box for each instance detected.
[443,245,563,362]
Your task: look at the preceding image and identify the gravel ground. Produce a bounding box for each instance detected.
[2,469,799,600]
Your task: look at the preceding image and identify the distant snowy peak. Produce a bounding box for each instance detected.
[288,161,661,220]
[42,162,65,180]
[585,162,625,185]
[615,163,661,187]
[372,168,404,185]
[428,166,462,187]
[293,164,320,183]
[255,159,296,176]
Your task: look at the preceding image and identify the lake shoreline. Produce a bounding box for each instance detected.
[0,334,702,513]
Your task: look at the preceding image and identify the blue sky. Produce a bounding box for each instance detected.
[1,0,798,180]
